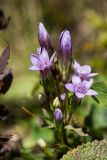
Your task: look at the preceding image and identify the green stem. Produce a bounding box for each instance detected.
[42,147,56,160]
[67,95,81,124]
[55,122,68,145]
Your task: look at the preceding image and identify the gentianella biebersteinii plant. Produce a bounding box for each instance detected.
[29,22,100,159]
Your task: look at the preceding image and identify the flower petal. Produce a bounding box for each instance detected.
[65,83,74,92]
[72,75,81,85]
[36,47,41,54]
[42,48,49,61]
[86,89,97,96]
[60,30,71,52]
[83,78,93,89]
[89,73,98,77]
[72,60,80,71]
[30,54,38,65]
[38,22,49,41]
[80,65,91,74]
[75,92,85,99]
[29,65,40,71]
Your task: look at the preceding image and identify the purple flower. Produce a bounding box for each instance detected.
[72,60,98,80]
[54,108,63,121]
[65,76,97,99]
[59,30,72,64]
[29,47,55,71]
[38,22,52,51]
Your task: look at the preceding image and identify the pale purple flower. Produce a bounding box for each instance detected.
[59,30,72,64]
[65,76,97,99]
[54,108,63,121]
[29,47,55,71]
[38,22,53,51]
[72,60,98,80]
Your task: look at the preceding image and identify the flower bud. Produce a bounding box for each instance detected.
[53,97,60,108]
[59,30,72,64]
[38,22,53,52]
[60,93,66,101]
[54,108,63,121]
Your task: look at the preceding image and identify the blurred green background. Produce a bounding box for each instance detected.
[0,0,107,159]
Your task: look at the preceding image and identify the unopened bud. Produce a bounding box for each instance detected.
[54,108,63,121]
[59,30,72,64]
[53,97,60,108]
[60,93,66,101]
[38,23,53,52]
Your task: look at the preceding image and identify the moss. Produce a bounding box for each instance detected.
[60,140,107,160]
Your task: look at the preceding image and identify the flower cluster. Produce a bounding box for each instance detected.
[30,22,72,74]
[65,61,98,99]
[29,22,98,122]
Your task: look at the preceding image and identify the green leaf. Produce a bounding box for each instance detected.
[91,95,99,104]
[31,121,54,143]
[92,105,107,129]
[65,125,89,137]
[21,150,44,160]
[92,81,107,104]
[92,81,107,94]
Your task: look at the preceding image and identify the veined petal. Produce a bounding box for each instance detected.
[72,60,80,71]
[38,22,49,41]
[36,47,41,54]
[60,30,71,48]
[42,48,49,61]
[86,89,97,96]
[59,30,72,64]
[89,73,98,77]
[29,65,41,71]
[83,78,93,89]
[72,75,81,85]
[65,83,74,92]
[80,65,91,74]
[30,54,38,65]
[75,92,85,99]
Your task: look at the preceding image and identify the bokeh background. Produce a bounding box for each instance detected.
[0,0,107,159]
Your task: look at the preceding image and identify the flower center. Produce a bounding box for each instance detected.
[75,83,87,94]
[37,57,50,70]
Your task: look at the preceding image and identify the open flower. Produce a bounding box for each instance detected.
[29,47,55,71]
[65,76,97,99]
[72,60,98,80]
